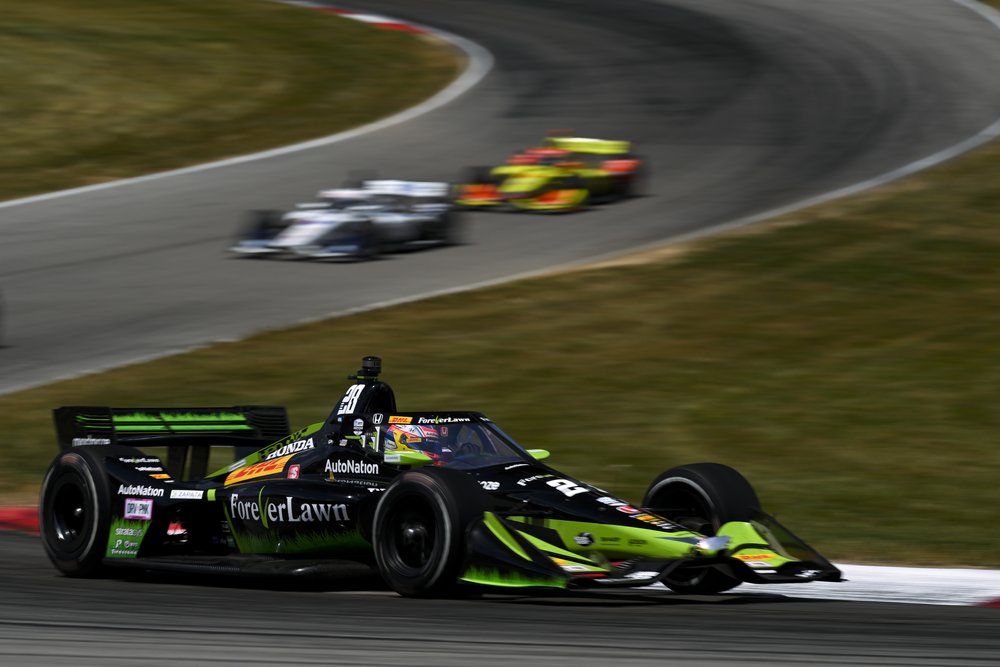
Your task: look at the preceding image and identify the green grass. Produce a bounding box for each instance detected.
[3,1,1000,569]
[0,0,460,201]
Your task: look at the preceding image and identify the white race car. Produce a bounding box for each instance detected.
[231,180,459,260]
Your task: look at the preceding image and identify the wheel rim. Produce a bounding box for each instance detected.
[50,478,89,551]
[649,482,716,534]
[386,496,437,571]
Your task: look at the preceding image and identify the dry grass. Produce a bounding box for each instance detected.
[0,0,459,200]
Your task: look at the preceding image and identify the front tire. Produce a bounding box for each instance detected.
[643,463,760,594]
[39,448,119,577]
[372,468,486,597]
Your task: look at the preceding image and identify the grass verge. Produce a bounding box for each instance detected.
[0,0,460,201]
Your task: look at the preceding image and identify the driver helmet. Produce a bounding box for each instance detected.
[384,424,445,455]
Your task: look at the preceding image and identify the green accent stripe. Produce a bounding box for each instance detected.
[112,412,249,423]
[460,567,565,589]
[114,424,254,431]
[515,529,592,561]
[483,512,531,561]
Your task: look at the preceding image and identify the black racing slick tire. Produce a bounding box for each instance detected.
[642,463,761,595]
[372,468,487,597]
[39,447,123,577]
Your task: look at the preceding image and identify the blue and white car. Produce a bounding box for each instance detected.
[230,180,460,260]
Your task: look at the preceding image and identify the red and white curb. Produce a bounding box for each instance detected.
[0,507,38,534]
[280,1,428,33]
[3,504,998,607]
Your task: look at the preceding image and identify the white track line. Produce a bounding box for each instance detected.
[732,563,1000,607]
[0,6,493,212]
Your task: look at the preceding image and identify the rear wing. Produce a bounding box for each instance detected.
[53,406,290,479]
[545,136,631,155]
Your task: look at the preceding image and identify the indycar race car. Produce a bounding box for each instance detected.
[455,134,645,212]
[230,180,459,260]
[40,357,840,597]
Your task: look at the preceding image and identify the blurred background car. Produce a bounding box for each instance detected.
[455,133,645,212]
[231,180,460,260]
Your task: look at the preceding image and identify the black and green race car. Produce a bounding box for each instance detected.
[40,356,840,597]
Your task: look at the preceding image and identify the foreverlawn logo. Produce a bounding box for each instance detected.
[325,459,379,476]
[229,494,349,524]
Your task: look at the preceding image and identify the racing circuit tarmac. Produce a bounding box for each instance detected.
[3,0,1000,664]
[2,531,1000,666]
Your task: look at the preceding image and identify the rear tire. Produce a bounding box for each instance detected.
[39,448,120,577]
[643,463,760,594]
[373,468,486,597]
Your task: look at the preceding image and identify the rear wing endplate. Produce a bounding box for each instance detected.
[53,406,290,479]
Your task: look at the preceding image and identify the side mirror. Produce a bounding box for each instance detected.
[384,450,434,468]
[526,449,550,461]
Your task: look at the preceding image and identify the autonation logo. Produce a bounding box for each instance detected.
[325,459,379,476]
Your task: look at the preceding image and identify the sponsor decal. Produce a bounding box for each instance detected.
[288,464,301,480]
[119,457,161,465]
[562,564,593,572]
[117,484,164,498]
[599,536,621,543]
[627,539,647,546]
[616,505,640,515]
[225,455,293,486]
[416,416,471,424]
[72,437,111,446]
[352,418,364,436]
[624,571,659,580]
[735,553,779,561]
[574,532,595,547]
[388,415,412,424]
[136,466,164,472]
[479,481,500,491]
[106,518,148,559]
[263,437,314,461]
[169,489,204,500]
[149,473,172,480]
[123,498,153,520]
[227,458,247,473]
[325,459,380,476]
[229,494,349,524]
[372,413,384,425]
[796,569,822,578]
[384,453,401,463]
[516,474,552,487]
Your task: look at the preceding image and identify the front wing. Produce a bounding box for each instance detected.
[459,510,841,590]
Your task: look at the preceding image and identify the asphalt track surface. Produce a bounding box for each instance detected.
[2,532,1000,666]
[3,0,1000,664]
[4,0,1000,393]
